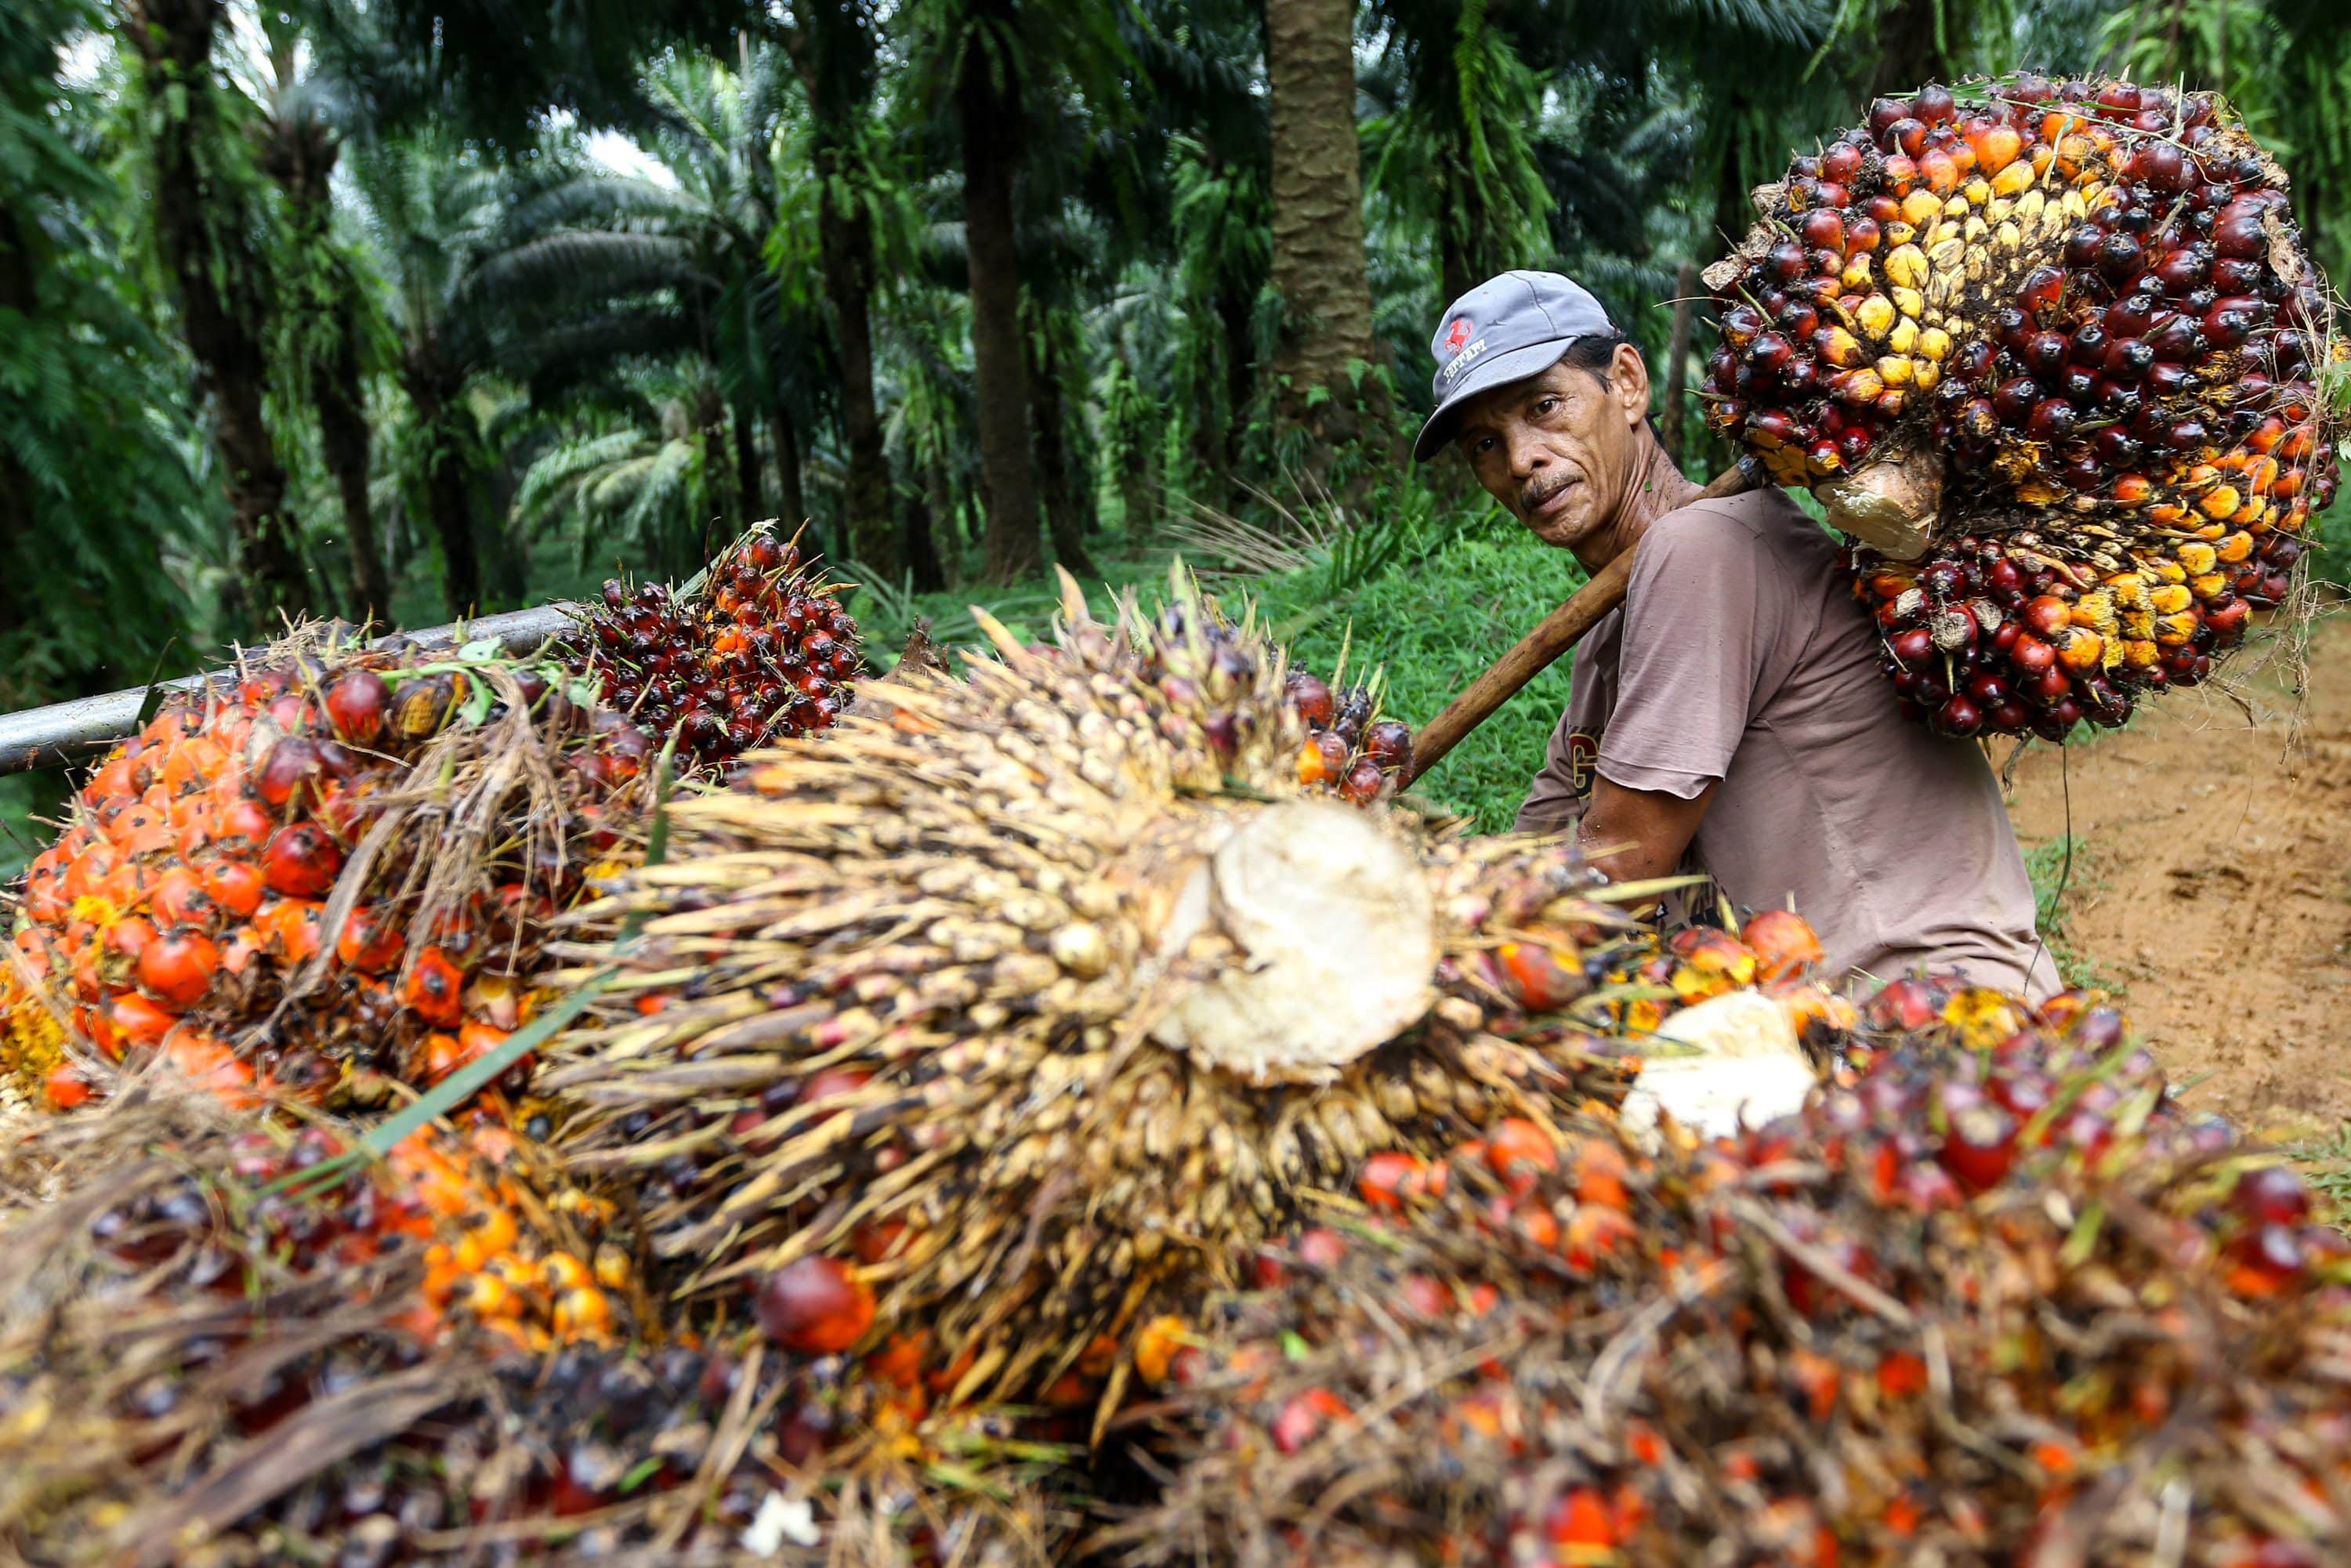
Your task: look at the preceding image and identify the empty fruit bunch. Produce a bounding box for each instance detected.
[1705,76,2342,741]
[558,524,863,777]
[4,629,650,1114]
[1112,981,2351,1567]
[542,569,1657,1421]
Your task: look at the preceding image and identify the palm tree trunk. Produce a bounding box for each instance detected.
[768,403,811,550]
[784,0,896,574]
[902,483,947,593]
[733,400,764,523]
[1027,326,1096,578]
[1661,261,1698,465]
[958,0,1043,586]
[404,357,481,616]
[127,0,308,629]
[315,320,389,622]
[1265,0,1389,473]
[260,104,387,625]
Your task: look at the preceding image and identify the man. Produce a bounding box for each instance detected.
[1414,270,2053,997]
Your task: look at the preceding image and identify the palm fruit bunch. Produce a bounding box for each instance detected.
[1704,76,2342,740]
[1110,985,2351,1568]
[0,1091,1067,1567]
[543,567,1655,1425]
[3,632,650,1113]
[1283,663,1416,803]
[560,525,863,775]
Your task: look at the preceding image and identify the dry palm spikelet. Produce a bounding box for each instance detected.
[3,625,652,1116]
[0,1087,1072,1568]
[545,567,1653,1418]
[1706,76,2342,740]
[1110,985,2351,1568]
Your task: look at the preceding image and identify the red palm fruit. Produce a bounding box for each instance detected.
[262,823,343,898]
[201,860,266,918]
[1742,909,1825,980]
[1487,1117,1559,1196]
[43,1062,92,1110]
[755,1256,876,1354]
[1357,1152,1430,1212]
[138,929,221,1010]
[149,866,214,931]
[403,947,466,1030]
[324,670,393,744]
[1339,758,1386,805]
[106,991,177,1049]
[255,737,323,812]
[335,907,407,975]
[1940,1104,2021,1193]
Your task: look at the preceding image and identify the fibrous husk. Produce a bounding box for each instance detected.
[543,567,1655,1415]
[1706,76,2343,741]
[1107,979,2351,1566]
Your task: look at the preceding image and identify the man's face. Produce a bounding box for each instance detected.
[1453,348,1651,552]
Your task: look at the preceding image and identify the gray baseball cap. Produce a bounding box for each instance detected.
[1412,270,1617,462]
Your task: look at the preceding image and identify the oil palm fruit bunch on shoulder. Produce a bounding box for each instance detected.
[560,524,863,776]
[546,567,1653,1423]
[1706,76,2342,740]
[1113,986,2351,1567]
[4,631,650,1114]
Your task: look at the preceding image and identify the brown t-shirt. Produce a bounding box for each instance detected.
[1516,487,2056,998]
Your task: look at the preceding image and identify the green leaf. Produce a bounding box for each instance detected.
[458,637,502,662]
[1280,1331,1310,1360]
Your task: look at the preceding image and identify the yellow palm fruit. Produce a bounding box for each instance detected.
[2190,572,2229,600]
[1877,356,1914,387]
[1839,367,1887,403]
[1913,357,1940,390]
[1917,326,1952,361]
[1884,244,1928,289]
[1842,255,1874,290]
[2215,531,2255,564]
[2122,610,2156,639]
[2121,639,2161,668]
[2148,583,2193,615]
[1854,295,1896,341]
[1887,317,1920,355]
[1900,190,1941,228]
[2106,573,2150,610]
[1891,285,1926,317]
[2153,611,2200,646]
[2175,541,2219,574]
[2198,484,2243,520]
[1817,325,1864,368]
[1884,219,1918,245]
[1991,159,2037,197]
[1962,177,1991,206]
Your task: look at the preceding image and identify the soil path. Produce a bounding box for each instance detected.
[2005,615,2351,1137]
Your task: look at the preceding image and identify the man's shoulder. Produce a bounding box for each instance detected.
[1636,485,1821,574]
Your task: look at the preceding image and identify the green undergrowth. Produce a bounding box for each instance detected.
[2294,1125,2351,1225]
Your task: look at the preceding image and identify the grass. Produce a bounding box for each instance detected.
[2022,831,2117,992]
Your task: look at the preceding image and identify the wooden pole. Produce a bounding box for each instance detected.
[1404,462,1757,785]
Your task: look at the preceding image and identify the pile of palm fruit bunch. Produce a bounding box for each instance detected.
[0,1087,1074,1566]
[1108,982,2351,1567]
[542,567,1675,1433]
[2,626,654,1117]
[557,526,864,776]
[1704,75,2342,739]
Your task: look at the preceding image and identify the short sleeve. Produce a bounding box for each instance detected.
[1596,510,1785,801]
[1515,704,1587,835]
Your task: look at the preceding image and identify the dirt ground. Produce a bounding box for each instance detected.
[2005,614,2351,1139]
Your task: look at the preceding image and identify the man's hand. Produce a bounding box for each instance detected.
[1576,777,1716,888]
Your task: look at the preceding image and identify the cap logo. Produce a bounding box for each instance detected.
[1444,317,1473,353]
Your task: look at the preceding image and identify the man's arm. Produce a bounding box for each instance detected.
[1577,776,1716,885]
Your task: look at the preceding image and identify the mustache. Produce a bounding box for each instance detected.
[1520,476,1575,512]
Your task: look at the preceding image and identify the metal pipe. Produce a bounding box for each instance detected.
[0,604,583,777]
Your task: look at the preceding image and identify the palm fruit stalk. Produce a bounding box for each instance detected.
[0,1089,1070,1567]
[1705,76,2342,740]
[559,525,864,776]
[542,567,1662,1421]
[1109,983,2351,1567]
[3,629,651,1114]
